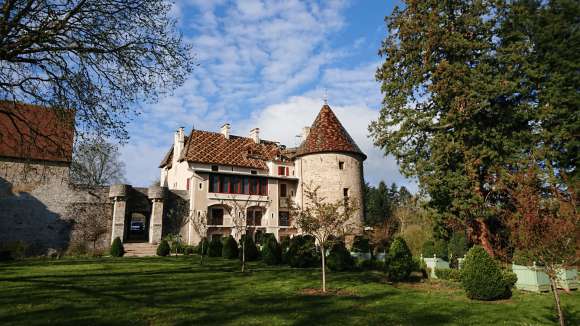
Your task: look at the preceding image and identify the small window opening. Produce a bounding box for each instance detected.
[211,165,219,171]
[251,170,257,175]
[339,161,344,170]
[343,188,349,197]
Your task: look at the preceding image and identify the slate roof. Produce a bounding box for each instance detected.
[296,105,366,160]
[159,130,280,170]
[0,101,75,163]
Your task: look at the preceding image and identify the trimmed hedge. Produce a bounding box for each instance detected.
[461,246,512,300]
[385,237,414,281]
[280,237,291,264]
[261,233,282,265]
[327,241,354,271]
[208,237,223,257]
[287,235,319,268]
[222,236,239,259]
[239,235,259,261]
[156,240,170,257]
[435,268,462,282]
[110,237,124,257]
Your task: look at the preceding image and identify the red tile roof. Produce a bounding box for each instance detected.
[159,130,280,170]
[0,102,75,163]
[296,105,366,160]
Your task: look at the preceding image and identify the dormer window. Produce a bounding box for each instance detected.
[251,170,257,175]
[211,165,218,171]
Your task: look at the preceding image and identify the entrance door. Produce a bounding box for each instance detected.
[126,212,149,242]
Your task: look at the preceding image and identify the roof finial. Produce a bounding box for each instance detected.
[323,87,328,105]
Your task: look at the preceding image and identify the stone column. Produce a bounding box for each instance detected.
[148,185,166,244]
[109,184,130,243]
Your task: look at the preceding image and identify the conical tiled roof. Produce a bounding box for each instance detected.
[296,104,366,160]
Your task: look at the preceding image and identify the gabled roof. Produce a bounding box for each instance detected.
[0,101,75,163]
[159,130,280,170]
[296,104,366,160]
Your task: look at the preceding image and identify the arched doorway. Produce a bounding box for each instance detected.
[126,212,149,242]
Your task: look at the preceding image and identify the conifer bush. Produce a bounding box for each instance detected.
[222,236,239,259]
[156,240,170,257]
[261,233,281,265]
[208,237,222,257]
[461,246,512,300]
[385,237,413,281]
[110,237,124,257]
[327,241,355,271]
[287,235,319,268]
[239,235,259,261]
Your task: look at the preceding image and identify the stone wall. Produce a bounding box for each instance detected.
[0,164,113,255]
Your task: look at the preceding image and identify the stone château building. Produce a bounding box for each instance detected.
[159,104,366,245]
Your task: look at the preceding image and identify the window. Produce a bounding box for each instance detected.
[186,178,190,190]
[278,166,285,175]
[280,183,287,197]
[199,183,203,189]
[286,167,289,176]
[211,165,219,171]
[339,161,344,170]
[278,211,290,226]
[260,178,268,195]
[251,170,257,175]
[343,188,349,197]
[247,209,262,226]
[208,173,268,195]
[210,208,224,225]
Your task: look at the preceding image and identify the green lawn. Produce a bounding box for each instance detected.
[0,256,578,325]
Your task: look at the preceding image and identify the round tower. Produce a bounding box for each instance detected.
[295,104,366,233]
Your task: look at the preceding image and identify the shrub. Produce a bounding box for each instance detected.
[356,258,374,270]
[435,268,462,282]
[239,235,259,261]
[385,237,414,281]
[327,241,355,271]
[0,241,29,260]
[502,270,518,289]
[208,237,222,257]
[197,238,209,255]
[184,246,195,255]
[110,237,124,257]
[448,232,467,259]
[421,240,435,258]
[261,234,282,265]
[352,235,371,253]
[280,237,291,264]
[67,241,89,257]
[287,235,319,268]
[222,236,239,259]
[461,246,512,300]
[156,240,170,257]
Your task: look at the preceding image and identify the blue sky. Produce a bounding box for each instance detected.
[120,0,415,191]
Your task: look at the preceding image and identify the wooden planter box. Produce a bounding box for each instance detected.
[513,264,578,292]
[423,257,450,279]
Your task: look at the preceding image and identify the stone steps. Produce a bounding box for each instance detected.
[123,242,157,257]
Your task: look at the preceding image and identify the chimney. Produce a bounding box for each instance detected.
[249,128,260,144]
[221,123,231,139]
[173,127,185,161]
[302,126,311,141]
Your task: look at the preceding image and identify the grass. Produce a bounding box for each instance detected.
[0,256,578,325]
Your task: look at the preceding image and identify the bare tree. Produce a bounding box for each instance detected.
[291,184,359,293]
[0,0,194,140]
[222,195,267,273]
[190,210,208,265]
[70,137,125,186]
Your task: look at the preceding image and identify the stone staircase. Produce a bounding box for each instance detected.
[123,242,157,257]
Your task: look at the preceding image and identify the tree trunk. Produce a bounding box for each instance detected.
[476,219,494,257]
[242,241,246,273]
[321,245,326,293]
[550,276,565,326]
[200,242,204,265]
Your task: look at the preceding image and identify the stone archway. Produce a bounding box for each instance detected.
[125,212,149,243]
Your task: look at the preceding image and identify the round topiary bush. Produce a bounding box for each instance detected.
[222,236,239,259]
[385,237,413,281]
[110,237,124,257]
[327,241,354,271]
[156,240,170,257]
[208,237,223,257]
[239,235,259,261]
[461,246,511,300]
[352,235,371,253]
[287,235,319,268]
[261,233,281,265]
[197,238,209,255]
